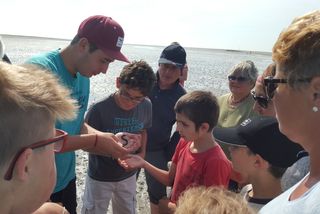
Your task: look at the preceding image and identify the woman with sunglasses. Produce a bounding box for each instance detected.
[252,63,310,192]
[259,10,320,213]
[218,60,259,129]
[218,61,259,157]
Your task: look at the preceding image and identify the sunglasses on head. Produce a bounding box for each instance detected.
[264,76,311,99]
[251,91,269,109]
[228,75,248,82]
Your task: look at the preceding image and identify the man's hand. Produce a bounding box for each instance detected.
[93,132,129,158]
[115,132,142,153]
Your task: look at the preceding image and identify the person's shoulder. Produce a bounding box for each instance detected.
[92,94,114,108]
[178,84,187,94]
[175,138,190,152]
[27,50,60,70]
[218,93,230,99]
[141,97,152,105]
[207,144,231,163]
[27,50,59,62]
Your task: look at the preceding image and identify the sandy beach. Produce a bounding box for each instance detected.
[75,150,151,214]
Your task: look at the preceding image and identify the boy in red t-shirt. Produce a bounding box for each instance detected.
[119,90,231,213]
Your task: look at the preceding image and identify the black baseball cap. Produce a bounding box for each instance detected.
[213,116,305,168]
[158,44,186,69]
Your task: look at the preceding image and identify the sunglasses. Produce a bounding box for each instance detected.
[119,89,145,104]
[251,91,270,109]
[228,75,249,82]
[4,129,68,180]
[264,76,311,99]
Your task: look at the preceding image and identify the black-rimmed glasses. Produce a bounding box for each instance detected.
[264,76,310,99]
[4,129,68,180]
[251,91,270,109]
[119,89,145,104]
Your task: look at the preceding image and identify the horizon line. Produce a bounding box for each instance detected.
[0,33,271,55]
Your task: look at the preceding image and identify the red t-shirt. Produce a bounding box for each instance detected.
[170,138,231,203]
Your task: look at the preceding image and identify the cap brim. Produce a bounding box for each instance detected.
[158,58,183,68]
[102,48,130,63]
[213,127,247,147]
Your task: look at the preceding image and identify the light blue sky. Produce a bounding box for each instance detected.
[1,0,319,52]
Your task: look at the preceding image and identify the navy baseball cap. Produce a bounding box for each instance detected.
[158,44,186,69]
[213,116,305,168]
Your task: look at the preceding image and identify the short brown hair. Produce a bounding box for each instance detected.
[174,91,219,131]
[119,60,156,96]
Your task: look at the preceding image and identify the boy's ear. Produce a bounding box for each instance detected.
[116,77,121,89]
[253,154,269,169]
[14,148,33,181]
[78,37,90,53]
[199,122,210,133]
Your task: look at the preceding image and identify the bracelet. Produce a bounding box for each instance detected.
[94,134,98,147]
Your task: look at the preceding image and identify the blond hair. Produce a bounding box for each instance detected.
[0,62,77,168]
[272,10,320,88]
[175,186,254,214]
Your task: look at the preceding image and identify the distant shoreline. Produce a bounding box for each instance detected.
[1,34,271,56]
[1,33,71,42]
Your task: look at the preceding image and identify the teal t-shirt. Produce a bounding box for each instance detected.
[27,49,90,193]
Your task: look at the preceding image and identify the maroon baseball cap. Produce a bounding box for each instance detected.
[78,15,129,63]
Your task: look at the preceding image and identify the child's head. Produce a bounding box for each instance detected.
[214,116,304,179]
[175,186,254,214]
[157,44,187,87]
[118,60,156,96]
[0,62,76,213]
[174,90,219,132]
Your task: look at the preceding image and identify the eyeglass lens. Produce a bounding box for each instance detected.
[228,76,248,82]
[251,91,269,109]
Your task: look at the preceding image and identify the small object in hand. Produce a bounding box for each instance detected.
[115,132,141,152]
[120,135,129,147]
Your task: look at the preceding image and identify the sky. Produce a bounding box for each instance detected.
[1,0,319,52]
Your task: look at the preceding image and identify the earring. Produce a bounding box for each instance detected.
[312,106,319,112]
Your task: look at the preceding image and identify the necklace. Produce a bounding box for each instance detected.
[228,93,249,108]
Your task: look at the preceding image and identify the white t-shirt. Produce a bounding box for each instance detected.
[240,184,273,212]
[259,173,320,214]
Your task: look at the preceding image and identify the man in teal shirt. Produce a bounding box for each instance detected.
[27,15,131,214]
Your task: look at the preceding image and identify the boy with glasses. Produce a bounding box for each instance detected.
[0,62,77,214]
[81,60,156,214]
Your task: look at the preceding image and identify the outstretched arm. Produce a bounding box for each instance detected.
[119,154,176,186]
[59,122,130,159]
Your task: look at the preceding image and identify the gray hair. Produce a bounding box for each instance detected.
[229,60,259,84]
